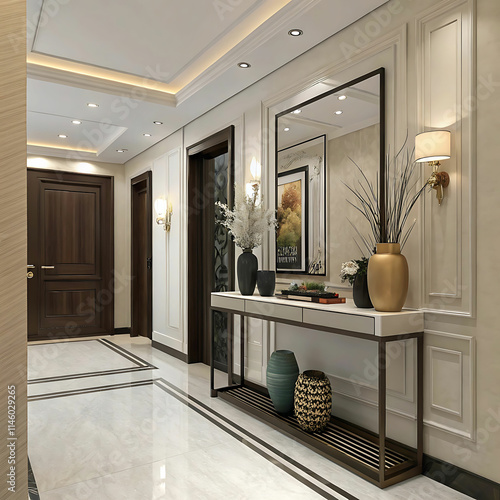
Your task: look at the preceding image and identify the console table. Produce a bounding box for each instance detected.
[210,292,424,488]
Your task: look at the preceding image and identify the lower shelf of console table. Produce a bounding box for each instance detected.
[216,384,420,488]
[210,292,424,489]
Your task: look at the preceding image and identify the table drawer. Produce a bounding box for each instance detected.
[303,309,374,334]
[245,300,303,323]
[211,294,245,313]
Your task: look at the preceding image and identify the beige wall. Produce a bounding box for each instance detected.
[328,124,380,284]
[0,0,28,497]
[122,0,500,483]
[27,155,130,328]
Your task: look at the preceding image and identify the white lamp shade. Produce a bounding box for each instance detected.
[415,130,451,162]
[154,198,167,217]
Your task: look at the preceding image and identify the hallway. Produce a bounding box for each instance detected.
[27,336,472,500]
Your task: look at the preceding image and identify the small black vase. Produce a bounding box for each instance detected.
[353,273,373,308]
[257,270,276,296]
[237,249,258,295]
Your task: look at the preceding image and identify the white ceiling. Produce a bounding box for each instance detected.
[278,75,381,149]
[27,0,388,164]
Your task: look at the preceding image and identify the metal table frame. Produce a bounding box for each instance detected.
[210,303,423,488]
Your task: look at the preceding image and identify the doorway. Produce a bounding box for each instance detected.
[187,126,235,365]
[131,171,153,338]
[27,169,114,341]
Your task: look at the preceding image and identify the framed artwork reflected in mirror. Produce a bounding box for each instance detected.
[275,68,385,280]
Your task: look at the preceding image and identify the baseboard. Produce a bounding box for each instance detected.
[152,340,188,363]
[113,327,131,335]
[424,454,500,500]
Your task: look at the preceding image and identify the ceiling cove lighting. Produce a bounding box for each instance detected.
[335,110,343,115]
[58,134,67,138]
[288,29,303,37]
[338,95,347,101]
[237,62,251,68]
[153,121,163,125]
[72,120,82,125]
[87,103,99,108]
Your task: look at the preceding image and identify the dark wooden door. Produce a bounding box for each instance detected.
[187,126,234,365]
[131,171,152,338]
[27,169,114,341]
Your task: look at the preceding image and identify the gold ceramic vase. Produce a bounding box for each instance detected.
[367,243,408,312]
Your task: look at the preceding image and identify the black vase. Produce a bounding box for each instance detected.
[353,273,373,308]
[257,270,275,296]
[237,250,258,295]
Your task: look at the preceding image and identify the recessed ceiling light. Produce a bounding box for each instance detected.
[335,110,343,115]
[143,133,152,137]
[153,121,163,125]
[87,103,99,108]
[58,134,67,138]
[292,109,301,114]
[237,62,251,68]
[116,149,128,153]
[284,127,290,132]
[338,95,347,101]
[71,120,82,125]
[288,29,303,37]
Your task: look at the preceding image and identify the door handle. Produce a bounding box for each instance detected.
[41,265,55,269]
[27,264,35,269]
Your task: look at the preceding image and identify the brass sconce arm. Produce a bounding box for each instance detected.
[426,161,450,205]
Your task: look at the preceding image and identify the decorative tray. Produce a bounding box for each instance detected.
[279,290,346,304]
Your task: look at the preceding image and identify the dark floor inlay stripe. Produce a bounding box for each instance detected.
[28,458,40,500]
[28,338,157,384]
[155,378,359,500]
[28,365,155,384]
[28,379,156,401]
[153,379,341,500]
[98,339,157,368]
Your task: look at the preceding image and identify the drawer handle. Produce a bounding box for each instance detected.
[41,265,55,269]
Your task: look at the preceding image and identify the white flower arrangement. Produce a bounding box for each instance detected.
[216,183,277,250]
[340,260,359,286]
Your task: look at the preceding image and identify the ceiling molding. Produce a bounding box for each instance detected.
[176,0,323,105]
[27,63,178,107]
[27,144,97,158]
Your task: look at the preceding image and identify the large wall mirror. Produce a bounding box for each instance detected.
[275,68,385,281]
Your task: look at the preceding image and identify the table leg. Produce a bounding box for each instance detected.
[210,313,217,397]
[227,313,234,386]
[240,315,245,386]
[378,341,387,485]
[417,335,424,468]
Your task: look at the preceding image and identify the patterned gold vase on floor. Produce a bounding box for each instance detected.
[367,243,409,312]
[294,370,332,433]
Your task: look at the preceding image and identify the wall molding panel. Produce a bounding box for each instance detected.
[424,330,476,440]
[417,0,476,317]
[152,148,185,353]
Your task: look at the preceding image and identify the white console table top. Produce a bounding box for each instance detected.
[211,291,423,337]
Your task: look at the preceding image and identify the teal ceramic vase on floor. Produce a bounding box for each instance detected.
[266,350,299,415]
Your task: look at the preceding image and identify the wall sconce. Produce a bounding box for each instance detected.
[154,197,172,232]
[246,157,262,201]
[415,130,451,205]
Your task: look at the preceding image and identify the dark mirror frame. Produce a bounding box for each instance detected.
[275,67,386,275]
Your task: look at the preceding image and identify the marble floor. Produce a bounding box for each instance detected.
[27,336,473,500]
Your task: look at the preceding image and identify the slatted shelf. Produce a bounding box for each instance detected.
[218,385,418,484]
